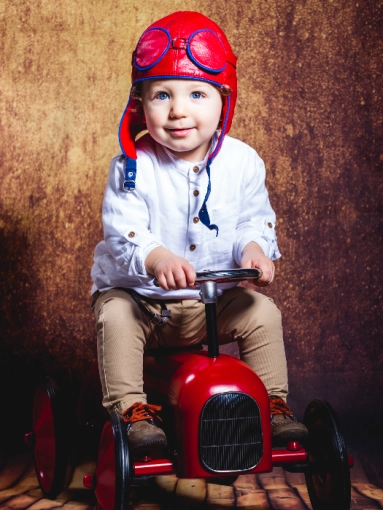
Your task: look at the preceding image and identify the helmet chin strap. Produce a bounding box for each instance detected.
[198,160,218,236]
[123,158,137,192]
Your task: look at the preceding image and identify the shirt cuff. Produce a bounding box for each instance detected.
[130,241,166,277]
[234,235,281,264]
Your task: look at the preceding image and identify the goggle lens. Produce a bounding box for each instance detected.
[135,28,170,71]
[188,30,226,73]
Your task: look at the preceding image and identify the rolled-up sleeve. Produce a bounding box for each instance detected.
[233,151,281,264]
[102,155,165,278]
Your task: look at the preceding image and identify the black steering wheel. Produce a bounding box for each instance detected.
[154,268,262,287]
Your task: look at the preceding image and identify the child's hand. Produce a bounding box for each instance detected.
[240,241,275,287]
[145,247,196,290]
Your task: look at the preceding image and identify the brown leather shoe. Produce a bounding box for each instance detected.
[122,403,167,457]
[270,396,308,446]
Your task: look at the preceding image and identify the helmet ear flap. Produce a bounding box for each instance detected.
[119,87,148,160]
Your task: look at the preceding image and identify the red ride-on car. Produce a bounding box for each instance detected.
[26,269,353,510]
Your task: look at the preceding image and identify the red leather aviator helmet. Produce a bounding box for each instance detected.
[119,11,238,233]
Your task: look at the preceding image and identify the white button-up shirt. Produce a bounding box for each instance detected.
[91,133,281,299]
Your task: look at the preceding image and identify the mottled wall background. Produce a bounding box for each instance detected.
[1,0,382,447]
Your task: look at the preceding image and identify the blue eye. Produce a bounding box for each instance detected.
[191,92,202,99]
[156,92,169,100]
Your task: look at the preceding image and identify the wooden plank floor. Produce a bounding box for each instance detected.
[0,450,382,510]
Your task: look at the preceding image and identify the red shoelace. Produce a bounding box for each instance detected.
[270,397,294,416]
[122,402,163,424]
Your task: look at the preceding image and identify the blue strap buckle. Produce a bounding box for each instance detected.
[123,179,135,191]
[123,157,137,192]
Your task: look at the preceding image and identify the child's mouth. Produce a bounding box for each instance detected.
[167,127,194,137]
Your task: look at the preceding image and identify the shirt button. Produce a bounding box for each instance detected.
[189,244,196,251]
[268,222,273,228]
[128,231,135,238]
[193,190,199,197]
[193,217,200,224]
[193,166,199,173]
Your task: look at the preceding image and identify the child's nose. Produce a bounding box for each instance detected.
[169,98,187,118]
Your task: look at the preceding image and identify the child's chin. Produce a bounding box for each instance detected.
[167,146,204,162]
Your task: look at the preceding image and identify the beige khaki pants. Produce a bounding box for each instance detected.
[92,286,288,414]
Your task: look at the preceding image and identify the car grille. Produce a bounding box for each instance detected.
[199,392,263,472]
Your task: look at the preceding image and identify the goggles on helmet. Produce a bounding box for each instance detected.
[134,27,228,74]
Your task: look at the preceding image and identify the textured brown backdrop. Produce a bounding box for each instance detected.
[1,0,382,447]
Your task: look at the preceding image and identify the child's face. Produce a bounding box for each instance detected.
[141,79,222,162]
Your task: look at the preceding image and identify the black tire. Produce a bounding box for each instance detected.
[32,377,71,498]
[303,399,351,510]
[94,412,131,510]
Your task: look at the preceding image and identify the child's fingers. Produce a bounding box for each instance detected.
[172,267,189,289]
[184,265,196,287]
[163,266,185,290]
[260,263,274,285]
[164,264,192,290]
[260,262,274,282]
[156,272,170,290]
[241,257,274,286]
[154,257,195,290]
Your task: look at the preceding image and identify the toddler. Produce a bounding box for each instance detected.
[91,11,308,456]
